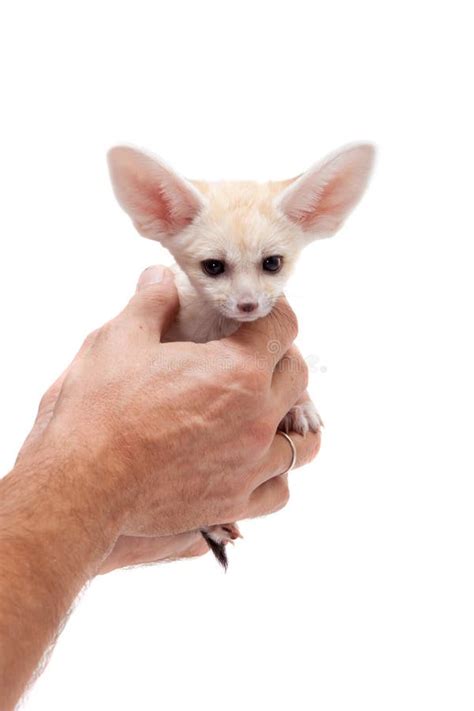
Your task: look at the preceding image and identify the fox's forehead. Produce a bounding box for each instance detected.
[188,179,296,260]
[191,179,289,211]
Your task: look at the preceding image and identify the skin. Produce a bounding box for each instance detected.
[0,265,320,709]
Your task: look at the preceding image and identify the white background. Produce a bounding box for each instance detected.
[1,2,473,709]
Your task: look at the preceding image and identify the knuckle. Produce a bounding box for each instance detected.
[269,476,290,513]
[309,432,322,460]
[81,328,100,352]
[222,492,245,523]
[38,390,52,413]
[249,419,274,450]
[278,479,290,508]
[223,347,267,395]
[273,299,299,342]
[95,321,114,341]
[148,286,171,311]
[299,356,309,390]
[219,344,254,380]
[136,286,169,314]
[283,347,308,389]
[259,477,290,517]
[300,431,322,465]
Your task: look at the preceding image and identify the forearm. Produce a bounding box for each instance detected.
[0,444,117,709]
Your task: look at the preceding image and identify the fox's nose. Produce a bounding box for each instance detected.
[238,301,258,313]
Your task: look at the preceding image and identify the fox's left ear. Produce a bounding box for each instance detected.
[275,143,375,240]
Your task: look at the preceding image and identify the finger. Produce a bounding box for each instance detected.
[250,429,321,487]
[123,265,179,340]
[244,474,290,519]
[180,538,209,559]
[97,531,207,574]
[271,346,309,415]
[224,297,298,371]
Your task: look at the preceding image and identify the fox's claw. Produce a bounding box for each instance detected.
[280,400,323,436]
[201,522,243,570]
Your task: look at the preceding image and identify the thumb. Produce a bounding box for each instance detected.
[125,265,179,339]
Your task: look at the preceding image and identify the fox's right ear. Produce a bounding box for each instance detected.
[107,146,205,242]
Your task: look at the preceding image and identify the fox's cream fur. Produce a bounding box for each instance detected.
[107,143,375,566]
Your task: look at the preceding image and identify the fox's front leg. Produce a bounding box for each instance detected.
[279,392,323,436]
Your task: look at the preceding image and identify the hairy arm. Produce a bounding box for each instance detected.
[0,449,117,708]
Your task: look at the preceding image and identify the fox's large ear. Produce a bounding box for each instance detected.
[275,144,375,240]
[107,146,205,242]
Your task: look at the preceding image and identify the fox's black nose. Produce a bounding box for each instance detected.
[238,302,258,313]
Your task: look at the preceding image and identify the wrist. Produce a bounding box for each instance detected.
[2,434,121,576]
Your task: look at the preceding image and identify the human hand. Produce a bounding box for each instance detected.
[18,265,320,557]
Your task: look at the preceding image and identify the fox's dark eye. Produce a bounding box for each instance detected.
[262,255,283,273]
[201,259,225,276]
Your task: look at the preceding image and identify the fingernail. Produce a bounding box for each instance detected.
[137,265,166,289]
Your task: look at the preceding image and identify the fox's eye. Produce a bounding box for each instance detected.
[201,259,226,276]
[262,255,283,273]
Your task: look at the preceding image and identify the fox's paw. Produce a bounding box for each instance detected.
[279,400,323,436]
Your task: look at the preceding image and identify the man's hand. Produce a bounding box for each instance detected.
[16,265,320,573]
[0,265,320,708]
[24,264,318,540]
